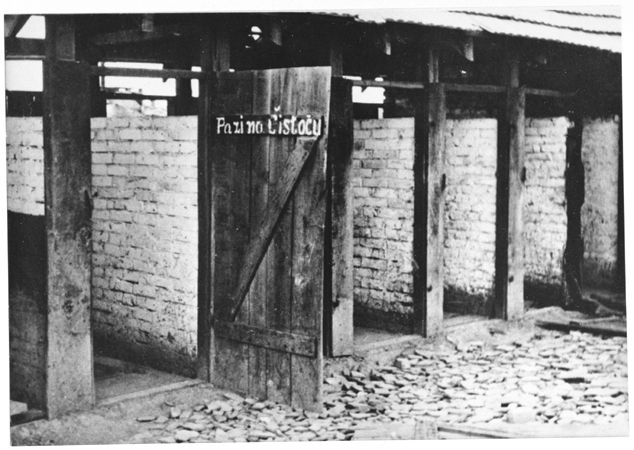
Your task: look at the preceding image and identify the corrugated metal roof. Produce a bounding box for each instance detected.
[327,7,621,53]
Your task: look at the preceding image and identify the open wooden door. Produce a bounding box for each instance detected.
[211,67,331,411]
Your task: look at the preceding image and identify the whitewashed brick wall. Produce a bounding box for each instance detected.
[581,117,620,288]
[443,119,498,314]
[5,116,198,374]
[91,116,198,373]
[352,118,415,328]
[5,118,45,216]
[523,118,570,301]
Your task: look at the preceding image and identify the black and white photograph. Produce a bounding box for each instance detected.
[1,0,630,446]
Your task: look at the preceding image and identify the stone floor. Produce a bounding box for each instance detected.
[11,317,629,444]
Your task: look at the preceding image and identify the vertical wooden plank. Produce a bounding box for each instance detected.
[616,115,624,290]
[326,77,354,356]
[290,67,330,411]
[43,16,94,415]
[198,26,230,381]
[427,47,440,83]
[564,115,584,303]
[247,70,272,400]
[265,69,293,405]
[414,83,446,337]
[329,32,343,77]
[494,86,526,320]
[212,71,253,395]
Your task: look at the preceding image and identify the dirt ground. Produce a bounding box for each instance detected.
[10,308,630,445]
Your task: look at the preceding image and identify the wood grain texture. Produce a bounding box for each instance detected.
[248,69,271,400]
[326,77,354,356]
[414,83,446,337]
[290,67,330,411]
[211,67,330,411]
[212,71,253,395]
[266,69,293,405]
[215,321,318,357]
[43,59,94,417]
[495,87,526,320]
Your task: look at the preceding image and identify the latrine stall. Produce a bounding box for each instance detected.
[6,11,622,418]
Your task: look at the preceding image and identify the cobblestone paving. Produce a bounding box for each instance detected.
[127,329,628,443]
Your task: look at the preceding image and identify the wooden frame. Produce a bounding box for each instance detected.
[414,83,447,336]
[43,15,94,418]
[196,25,230,382]
[324,77,355,356]
[494,85,527,320]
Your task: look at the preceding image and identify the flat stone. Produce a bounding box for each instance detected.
[506,407,537,424]
[174,429,200,442]
[136,415,156,423]
[182,422,206,431]
[559,370,588,383]
[394,358,411,371]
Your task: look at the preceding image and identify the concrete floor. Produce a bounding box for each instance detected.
[94,356,194,403]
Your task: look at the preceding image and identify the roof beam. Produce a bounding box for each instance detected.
[4,15,30,38]
[5,37,45,59]
[90,23,202,46]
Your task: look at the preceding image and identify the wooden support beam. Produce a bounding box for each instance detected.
[414,83,446,336]
[214,321,318,358]
[90,23,202,46]
[427,47,440,83]
[5,38,45,59]
[42,15,94,418]
[494,85,526,320]
[350,79,425,90]
[197,23,230,381]
[444,83,506,94]
[564,116,584,305]
[329,32,343,77]
[525,87,576,98]
[325,77,354,356]
[617,115,624,290]
[90,66,206,79]
[5,15,30,38]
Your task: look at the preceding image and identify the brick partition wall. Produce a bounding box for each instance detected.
[352,118,416,331]
[580,117,621,288]
[6,117,47,408]
[6,116,199,377]
[6,118,44,216]
[91,116,198,375]
[523,118,570,304]
[443,118,498,315]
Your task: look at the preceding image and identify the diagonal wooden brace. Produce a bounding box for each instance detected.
[228,135,321,321]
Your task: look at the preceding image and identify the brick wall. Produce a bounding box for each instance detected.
[523,118,570,304]
[6,118,44,216]
[91,116,198,375]
[6,118,46,408]
[443,119,498,314]
[580,117,621,288]
[6,116,199,377]
[352,118,415,330]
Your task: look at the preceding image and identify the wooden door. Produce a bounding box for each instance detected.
[211,67,331,411]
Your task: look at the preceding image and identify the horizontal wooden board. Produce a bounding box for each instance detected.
[214,320,318,357]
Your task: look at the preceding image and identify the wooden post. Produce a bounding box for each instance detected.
[616,115,624,290]
[172,61,194,115]
[564,115,584,304]
[326,77,354,356]
[414,83,446,336]
[197,25,230,381]
[494,55,526,319]
[329,31,343,77]
[427,47,440,83]
[43,15,94,417]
